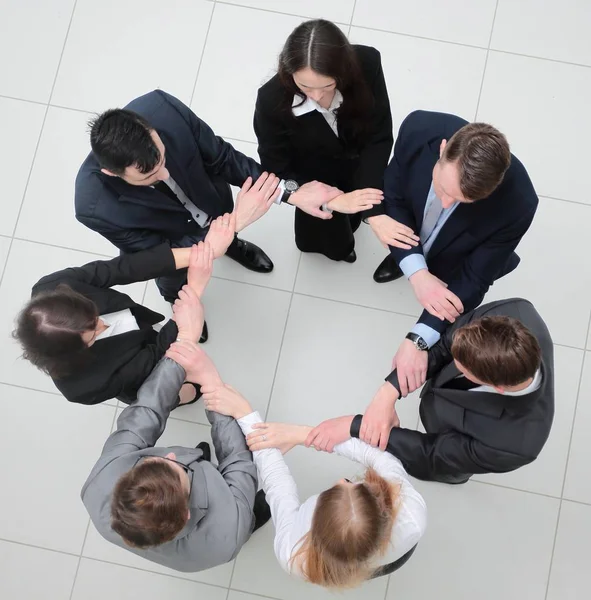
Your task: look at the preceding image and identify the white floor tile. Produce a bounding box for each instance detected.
[388,480,559,600]
[15,106,116,255]
[71,558,228,600]
[563,352,591,504]
[547,500,591,600]
[483,197,591,349]
[83,416,236,587]
[0,0,75,102]
[0,540,78,600]
[492,0,591,66]
[474,345,582,497]
[268,294,420,430]
[220,0,354,23]
[477,51,591,205]
[228,591,271,600]
[0,98,46,236]
[143,277,291,426]
[352,0,497,47]
[0,236,11,275]
[0,385,115,552]
[52,0,214,113]
[349,26,487,134]
[231,518,389,600]
[0,239,147,395]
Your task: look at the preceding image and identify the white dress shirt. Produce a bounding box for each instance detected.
[292,90,343,137]
[468,368,542,395]
[237,411,427,578]
[95,309,139,341]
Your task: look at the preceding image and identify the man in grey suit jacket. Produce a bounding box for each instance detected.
[81,351,268,572]
[307,298,554,484]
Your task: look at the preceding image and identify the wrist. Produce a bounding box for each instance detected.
[409,268,429,285]
[296,425,313,445]
[382,382,400,402]
[171,247,191,269]
[327,193,345,210]
[234,404,253,420]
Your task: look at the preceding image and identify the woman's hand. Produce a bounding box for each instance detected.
[187,241,214,297]
[171,285,204,343]
[202,383,253,419]
[327,188,384,214]
[246,422,312,455]
[368,214,420,249]
[205,212,237,258]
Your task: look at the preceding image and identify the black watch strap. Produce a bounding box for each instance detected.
[350,415,363,438]
[406,332,428,351]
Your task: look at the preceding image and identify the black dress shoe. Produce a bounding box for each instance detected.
[373,255,404,283]
[196,441,211,462]
[199,321,208,344]
[252,489,271,532]
[342,249,357,264]
[225,237,274,273]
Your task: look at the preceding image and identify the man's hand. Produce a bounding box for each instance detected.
[165,339,222,387]
[360,382,400,450]
[304,415,354,453]
[202,383,253,420]
[171,285,204,343]
[186,241,213,297]
[392,339,428,397]
[235,172,281,231]
[327,188,384,214]
[409,269,464,322]
[368,215,420,250]
[205,212,236,258]
[246,422,312,455]
[288,181,342,219]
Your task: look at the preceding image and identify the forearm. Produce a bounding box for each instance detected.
[171,247,191,269]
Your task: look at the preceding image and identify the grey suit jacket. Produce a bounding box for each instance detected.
[81,358,258,572]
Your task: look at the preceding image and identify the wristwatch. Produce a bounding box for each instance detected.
[406,332,428,351]
[281,179,299,203]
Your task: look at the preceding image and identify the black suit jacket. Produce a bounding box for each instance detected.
[32,244,180,405]
[385,111,538,334]
[254,45,393,215]
[352,298,555,482]
[75,90,261,254]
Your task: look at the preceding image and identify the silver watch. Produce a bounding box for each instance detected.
[406,332,428,351]
[281,179,299,203]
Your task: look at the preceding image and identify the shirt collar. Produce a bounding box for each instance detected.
[292,89,343,117]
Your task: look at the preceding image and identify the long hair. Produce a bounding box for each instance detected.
[276,19,373,146]
[291,468,400,589]
[13,284,98,379]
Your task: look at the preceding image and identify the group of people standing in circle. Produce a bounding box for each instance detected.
[12,19,554,589]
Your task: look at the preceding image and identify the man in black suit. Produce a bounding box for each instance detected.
[306,298,554,484]
[368,111,538,398]
[75,90,340,305]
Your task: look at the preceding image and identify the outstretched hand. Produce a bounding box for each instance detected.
[304,415,354,453]
[205,212,237,258]
[246,422,312,455]
[187,241,214,297]
[202,383,253,419]
[235,172,281,231]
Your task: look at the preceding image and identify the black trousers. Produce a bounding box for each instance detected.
[295,208,362,261]
[371,544,417,579]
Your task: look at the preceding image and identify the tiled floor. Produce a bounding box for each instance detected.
[0,1,589,598]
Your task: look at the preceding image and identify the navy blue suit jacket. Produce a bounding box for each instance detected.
[384,110,538,334]
[75,90,261,253]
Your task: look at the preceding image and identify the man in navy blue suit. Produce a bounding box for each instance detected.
[364,110,538,437]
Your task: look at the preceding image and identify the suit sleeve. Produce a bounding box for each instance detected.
[416,206,537,335]
[33,243,177,294]
[354,50,394,218]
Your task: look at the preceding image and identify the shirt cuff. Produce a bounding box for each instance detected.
[276,180,286,205]
[411,323,441,348]
[399,254,428,279]
[236,411,263,436]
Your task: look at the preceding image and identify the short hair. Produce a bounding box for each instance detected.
[442,122,511,200]
[13,285,98,379]
[451,316,542,387]
[111,459,189,549]
[89,109,161,176]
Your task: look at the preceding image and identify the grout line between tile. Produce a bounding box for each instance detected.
[189,2,217,107]
[349,0,358,25]
[543,500,563,600]
[0,536,80,558]
[474,0,499,120]
[227,588,286,600]
[68,519,91,600]
[12,236,114,258]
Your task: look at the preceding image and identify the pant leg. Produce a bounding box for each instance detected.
[294,208,356,261]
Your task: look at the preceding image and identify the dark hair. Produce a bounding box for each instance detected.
[442,122,511,201]
[89,109,161,176]
[451,316,542,387]
[111,460,189,548]
[277,19,372,145]
[13,285,98,379]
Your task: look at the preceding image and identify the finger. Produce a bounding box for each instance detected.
[391,240,413,250]
[434,301,457,323]
[395,225,420,241]
[304,430,317,447]
[251,422,267,430]
[240,176,253,194]
[370,429,380,448]
[254,172,269,191]
[395,233,420,246]
[445,290,464,313]
[309,207,332,220]
[399,373,409,397]
[267,185,282,207]
[426,303,446,321]
[378,430,388,452]
[326,439,336,453]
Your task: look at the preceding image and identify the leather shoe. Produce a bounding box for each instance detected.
[196,441,211,462]
[226,237,274,273]
[252,489,271,532]
[342,249,357,264]
[373,255,404,283]
[199,321,208,344]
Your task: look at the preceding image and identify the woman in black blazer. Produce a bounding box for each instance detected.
[255,20,409,262]
[13,216,233,406]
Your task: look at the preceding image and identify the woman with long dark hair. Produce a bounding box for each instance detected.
[254,19,418,262]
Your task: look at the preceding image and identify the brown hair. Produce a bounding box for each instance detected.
[451,316,542,387]
[291,469,400,588]
[111,459,189,548]
[442,122,511,200]
[13,284,98,378]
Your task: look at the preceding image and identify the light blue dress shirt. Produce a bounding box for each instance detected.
[399,183,459,347]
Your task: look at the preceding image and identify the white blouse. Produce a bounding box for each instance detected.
[95,309,139,341]
[292,90,343,137]
[237,412,427,577]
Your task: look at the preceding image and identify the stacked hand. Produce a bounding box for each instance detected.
[409,269,463,323]
[186,241,214,297]
[205,212,237,258]
[368,214,420,250]
[360,382,400,450]
[327,188,383,214]
[202,383,252,420]
[304,415,354,453]
[246,422,312,455]
[288,181,342,219]
[392,339,428,397]
[235,172,281,232]
[166,339,222,387]
[171,285,204,344]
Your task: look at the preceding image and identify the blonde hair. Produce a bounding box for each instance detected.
[291,468,400,589]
